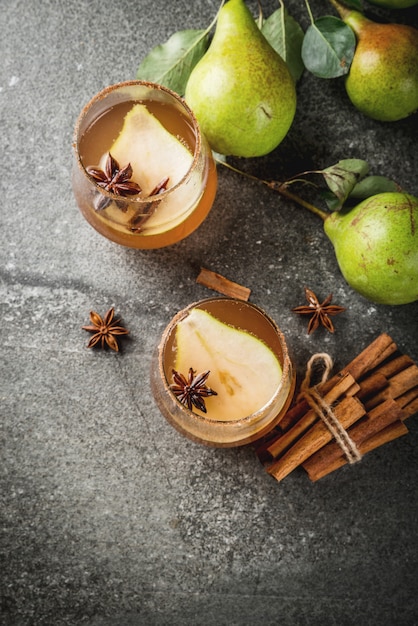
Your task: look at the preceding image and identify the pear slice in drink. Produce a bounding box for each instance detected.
[174,308,283,420]
[101,104,201,235]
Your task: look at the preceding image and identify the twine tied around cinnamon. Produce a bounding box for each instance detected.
[298,353,363,465]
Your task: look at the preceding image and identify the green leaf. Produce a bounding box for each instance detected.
[261,8,305,82]
[301,16,356,78]
[321,159,370,209]
[349,175,399,199]
[136,29,210,95]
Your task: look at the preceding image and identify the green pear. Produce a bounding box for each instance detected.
[324,192,418,305]
[174,308,282,420]
[335,4,418,121]
[184,0,296,157]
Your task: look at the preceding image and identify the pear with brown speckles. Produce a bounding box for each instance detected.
[324,193,418,305]
[334,2,418,121]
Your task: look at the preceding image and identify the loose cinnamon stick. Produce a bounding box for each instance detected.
[303,399,408,481]
[267,396,366,482]
[265,372,358,460]
[196,267,251,301]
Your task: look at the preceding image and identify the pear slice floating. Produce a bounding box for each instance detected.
[174,308,283,421]
[107,104,193,195]
[99,104,201,235]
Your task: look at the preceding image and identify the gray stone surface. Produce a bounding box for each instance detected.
[1,1,418,625]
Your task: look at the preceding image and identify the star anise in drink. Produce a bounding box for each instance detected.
[86,153,141,211]
[292,287,345,334]
[170,368,218,413]
[82,307,129,351]
[130,176,170,233]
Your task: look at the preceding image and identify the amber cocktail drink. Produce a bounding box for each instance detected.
[151,297,295,447]
[72,81,217,249]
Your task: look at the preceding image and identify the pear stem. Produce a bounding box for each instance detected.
[304,0,316,26]
[215,157,329,221]
[328,0,350,20]
[207,0,226,32]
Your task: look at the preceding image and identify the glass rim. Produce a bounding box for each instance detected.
[158,296,294,427]
[72,79,204,205]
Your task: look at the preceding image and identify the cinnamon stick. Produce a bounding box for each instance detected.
[196,267,251,301]
[364,364,418,410]
[374,353,414,378]
[357,421,409,455]
[395,388,418,417]
[355,371,388,402]
[306,421,409,481]
[265,372,358,460]
[279,371,359,432]
[344,333,398,381]
[303,399,408,481]
[355,356,416,401]
[267,396,366,482]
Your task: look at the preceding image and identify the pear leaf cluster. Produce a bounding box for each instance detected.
[136,3,304,94]
[348,175,399,199]
[321,159,369,209]
[260,8,305,82]
[136,29,211,96]
[319,159,398,210]
[302,16,356,78]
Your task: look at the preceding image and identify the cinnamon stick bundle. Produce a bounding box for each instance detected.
[255,333,418,482]
[278,333,398,432]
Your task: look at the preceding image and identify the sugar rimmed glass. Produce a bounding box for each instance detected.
[151,297,296,447]
[72,80,217,249]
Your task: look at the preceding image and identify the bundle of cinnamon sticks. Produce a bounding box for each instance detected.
[255,333,418,482]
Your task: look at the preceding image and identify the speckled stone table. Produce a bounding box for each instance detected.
[1,1,418,625]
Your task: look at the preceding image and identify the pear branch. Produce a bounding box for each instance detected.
[215,157,329,221]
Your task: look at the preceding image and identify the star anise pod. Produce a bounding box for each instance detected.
[86,153,141,208]
[130,176,171,233]
[292,287,345,334]
[82,307,129,352]
[170,368,218,413]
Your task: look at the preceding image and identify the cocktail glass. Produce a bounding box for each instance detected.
[151,297,296,447]
[72,80,217,249]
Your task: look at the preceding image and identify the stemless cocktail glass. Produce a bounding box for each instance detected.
[151,297,296,447]
[72,81,217,249]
